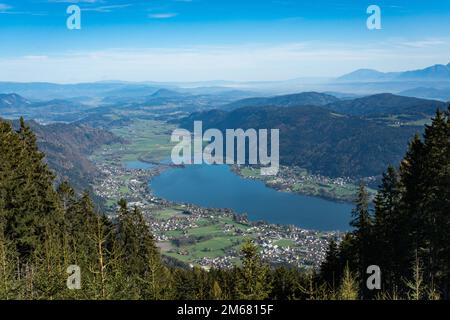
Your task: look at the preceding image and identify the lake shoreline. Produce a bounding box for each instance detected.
[230,165,356,205]
[149,164,353,231]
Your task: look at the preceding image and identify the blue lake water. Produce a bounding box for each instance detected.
[150,165,353,231]
[124,160,155,170]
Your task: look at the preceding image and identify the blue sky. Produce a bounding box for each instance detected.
[0,0,449,82]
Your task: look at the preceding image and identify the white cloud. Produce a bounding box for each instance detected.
[0,40,449,83]
[82,4,132,13]
[398,39,446,48]
[149,13,178,19]
[0,3,47,15]
[47,0,101,3]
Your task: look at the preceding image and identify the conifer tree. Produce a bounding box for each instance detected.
[237,239,271,300]
[211,280,223,300]
[320,239,340,290]
[373,166,402,290]
[0,215,18,300]
[338,264,358,300]
[350,183,373,297]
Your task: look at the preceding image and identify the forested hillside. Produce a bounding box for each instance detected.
[179,106,420,177]
[8,119,123,193]
[224,92,339,110]
[324,93,446,118]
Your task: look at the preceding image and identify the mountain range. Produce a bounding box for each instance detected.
[1,63,450,102]
[224,92,447,121]
[337,63,450,82]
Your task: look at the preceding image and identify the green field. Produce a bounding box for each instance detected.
[152,208,186,220]
[154,211,251,265]
[93,120,177,164]
[165,235,245,261]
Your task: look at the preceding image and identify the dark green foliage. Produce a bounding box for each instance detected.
[237,239,271,300]
[320,106,450,299]
[320,239,340,290]
[1,118,62,258]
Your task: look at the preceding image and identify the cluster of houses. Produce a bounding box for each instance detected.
[92,160,342,270]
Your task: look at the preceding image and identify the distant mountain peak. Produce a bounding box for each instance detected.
[150,88,185,98]
[337,69,393,82]
[0,93,30,108]
[338,63,450,82]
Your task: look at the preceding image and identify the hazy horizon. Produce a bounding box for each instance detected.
[1,0,450,83]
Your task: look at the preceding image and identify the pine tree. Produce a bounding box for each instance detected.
[399,133,426,280]
[320,239,340,290]
[115,199,163,298]
[350,182,373,297]
[398,108,450,297]
[237,239,271,300]
[338,264,358,300]
[2,119,62,258]
[0,217,18,299]
[211,280,223,300]
[86,214,115,299]
[405,254,425,300]
[373,166,402,291]
[420,109,450,294]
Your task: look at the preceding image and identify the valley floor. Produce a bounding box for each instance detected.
[90,119,353,269]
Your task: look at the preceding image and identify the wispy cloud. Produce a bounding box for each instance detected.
[47,0,102,3]
[82,4,132,13]
[0,3,47,15]
[149,13,178,19]
[0,3,12,12]
[398,39,446,48]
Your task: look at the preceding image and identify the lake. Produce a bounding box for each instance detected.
[124,160,155,170]
[150,164,353,231]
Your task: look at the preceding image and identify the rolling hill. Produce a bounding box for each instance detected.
[224,92,339,110]
[399,87,450,101]
[324,93,447,118]
[0,93,31,109]
[10,119,123,194]
[223,91,447,121]
[179,105,422,178]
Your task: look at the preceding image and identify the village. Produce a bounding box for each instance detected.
[232,165,377,202]
[92,160,343,270]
